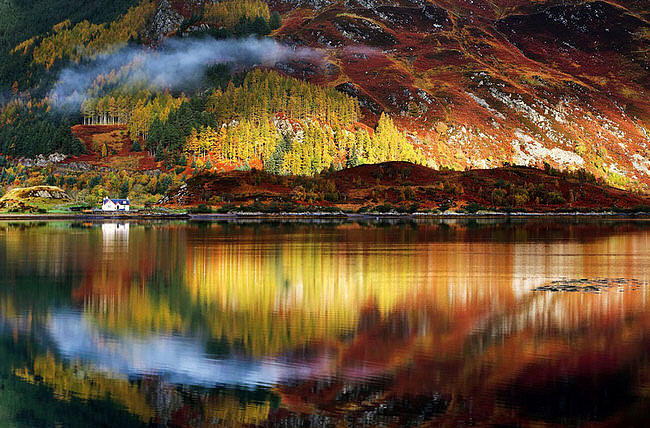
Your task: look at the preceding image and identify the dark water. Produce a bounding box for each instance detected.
[1,219,650,427]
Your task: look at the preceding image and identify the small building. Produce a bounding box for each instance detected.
[102,197,130,212]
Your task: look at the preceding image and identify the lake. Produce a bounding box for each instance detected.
[1,219,649,427]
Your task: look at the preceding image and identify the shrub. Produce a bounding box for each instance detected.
[281,202,296,212]
[265,202,281,213]
[374,204,394,213]
[318,205,342,213]
[513,191,529,206]
[216,204,236,213]
[546,191,566,205]
[324,191,341,202]
[191,204,212,213]
[404,187,417,200]
[494,178,507,188]
[463,202,486,213]
[491,188,507,205]
[443,181,462,195]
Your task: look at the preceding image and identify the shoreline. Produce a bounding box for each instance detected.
[0,213,191,221]
[1,211,650,221]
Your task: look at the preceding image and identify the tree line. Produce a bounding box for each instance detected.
[81,69,424,176]
[204,0,271,28]
[81,91,185,140]
[1,0,140,92]
[185,0,281,38]
[0,100,86,157]
[206,69,361,127]
[15,1,156,68]
[184,113,425,176]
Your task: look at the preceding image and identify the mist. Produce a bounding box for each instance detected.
[49,37,321,111]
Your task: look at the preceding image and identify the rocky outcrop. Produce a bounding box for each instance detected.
[18,153,66,167]
[278,0,337,9]
[147,0,184,44]
[0,186,71,210]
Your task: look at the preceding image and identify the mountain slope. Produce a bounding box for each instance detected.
[0,0,140,92]
[270,0,650,187]
[1,0,649,193]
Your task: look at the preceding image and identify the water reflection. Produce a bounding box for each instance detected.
[47,310,334,389]
[0,219,649,426]
[102,222,130,249]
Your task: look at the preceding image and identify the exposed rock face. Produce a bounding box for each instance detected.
[29,188,69,199]
[147,0,184,44]
[18,153,66,167]
[278,0,337,8]
[336,82,382,115]
[60,162,93,172]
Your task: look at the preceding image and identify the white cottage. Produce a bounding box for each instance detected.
[102,197,130,212]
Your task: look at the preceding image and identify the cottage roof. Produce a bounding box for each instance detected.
[104,198,130,205]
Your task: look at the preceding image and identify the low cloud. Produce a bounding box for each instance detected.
[49,37,322,110]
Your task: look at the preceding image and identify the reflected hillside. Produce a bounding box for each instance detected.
[2,220,649,355]
[1,220,650,426]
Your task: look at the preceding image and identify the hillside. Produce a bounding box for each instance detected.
[0,0,649,205]
[70,125,157,170]
[163,161,650,212]
[0,185,71,211]
[270,0,650,187]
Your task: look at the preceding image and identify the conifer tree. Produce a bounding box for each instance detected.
[269,11,282,30]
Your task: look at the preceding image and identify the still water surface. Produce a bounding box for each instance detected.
[1,219,649,427]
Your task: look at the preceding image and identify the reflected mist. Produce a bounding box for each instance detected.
[1,219,649,426]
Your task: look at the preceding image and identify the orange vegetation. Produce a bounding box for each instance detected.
[166,161,650,212]
[70,125,158,171]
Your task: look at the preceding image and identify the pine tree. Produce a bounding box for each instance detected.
[269,11,282,30]
[119,181,129,198]
[155,145,164,162]
[346,149,360,168]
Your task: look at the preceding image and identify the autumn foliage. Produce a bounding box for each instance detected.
[19,1,156,68]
